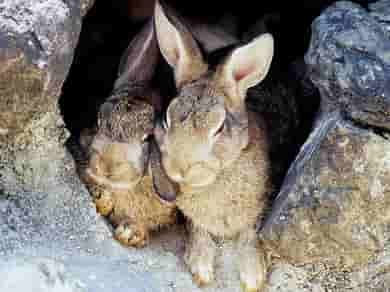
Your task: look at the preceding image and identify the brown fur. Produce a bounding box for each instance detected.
[154,1,273,290]
[76,19,177,248]
[78,103,177,248]
[176,112,269,238]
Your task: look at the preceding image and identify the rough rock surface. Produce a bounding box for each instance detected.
[0,0,82,147]
[262,115,390,266]
[305,1,390,130]
[261,1,390,291]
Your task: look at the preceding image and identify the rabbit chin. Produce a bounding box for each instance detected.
[84,168,141,190]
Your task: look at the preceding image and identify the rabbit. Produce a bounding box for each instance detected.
[77,19,178,248]
[153,1,273,291]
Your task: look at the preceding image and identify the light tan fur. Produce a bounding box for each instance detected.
[176,112,269,237]
[79,98,177,248]
[75,20,177,248]
[154,2,273,291]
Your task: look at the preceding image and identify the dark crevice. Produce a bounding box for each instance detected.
[59,1,147,137]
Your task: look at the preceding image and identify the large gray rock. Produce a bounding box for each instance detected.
[305,1,390,130]
[0,0,82,149]
[369,0,390,34]
[260,1,390,290]
[262,114,390,267]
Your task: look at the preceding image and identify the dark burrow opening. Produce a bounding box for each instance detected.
[59,0,371,196]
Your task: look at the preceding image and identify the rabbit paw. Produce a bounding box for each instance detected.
[239,252,266,292]
[185,250,215,286]
[237,229,267,292]
[114,221,149,248]
[184,227,216,286]
[93,189,114,216]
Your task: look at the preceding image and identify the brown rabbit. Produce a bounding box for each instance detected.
[153,2,273,291]
[78,19,177,248]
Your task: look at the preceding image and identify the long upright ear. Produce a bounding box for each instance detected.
[154,1,208,88]
[113,19,159,90]
[217,33,274,109]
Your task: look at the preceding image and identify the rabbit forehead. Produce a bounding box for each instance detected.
[99,98,154,142]
[169,77,225,124]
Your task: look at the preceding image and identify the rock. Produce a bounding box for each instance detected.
[260,2,390,290]
[305,1,390,130]
[262,114,390,268]
[369,0,390,34]
[0,0,82,149]
[265,263,324,292]
[0,258,84,292]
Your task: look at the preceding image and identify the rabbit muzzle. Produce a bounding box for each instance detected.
[162,156,220,189]
[84,141,147,190]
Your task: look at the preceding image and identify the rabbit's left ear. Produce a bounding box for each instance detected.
[114,19,159,90]
[217,33,274,109]
[149,138,178,204]
[154,0,208,88]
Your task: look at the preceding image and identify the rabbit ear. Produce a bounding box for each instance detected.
[154,1,208,88]
[149,138,178,203]
[114,19,159,90]
[218,33,274,109]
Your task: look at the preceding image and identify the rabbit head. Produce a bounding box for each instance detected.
[154,1,274,189]
[84,19,176,201]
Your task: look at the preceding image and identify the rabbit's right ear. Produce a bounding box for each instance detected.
[217,33,274,110]
[154,1,208,88]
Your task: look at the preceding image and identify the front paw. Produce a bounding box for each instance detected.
[238,248,267,292]
[114,221,149,248]
[184,228,216,287]
[185,249,215,286]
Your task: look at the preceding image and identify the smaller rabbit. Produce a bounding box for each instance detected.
[77,19,177,248]
[154,2,272,291]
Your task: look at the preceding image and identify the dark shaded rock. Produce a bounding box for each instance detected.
[305,1,390,130]
[259,1,390,289]
[261,114,390,268]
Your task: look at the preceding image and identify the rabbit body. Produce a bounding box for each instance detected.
[153,1,273,290]
[176,112,269,238]
[75,19,177,248]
